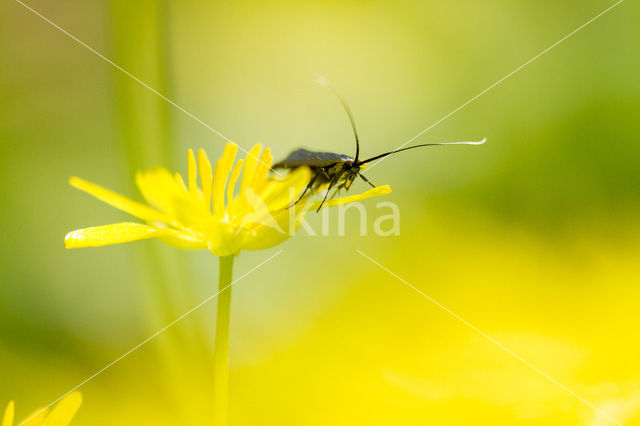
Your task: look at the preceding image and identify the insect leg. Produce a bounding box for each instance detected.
[320,169,332,181]
[358,173,377,188]
[287,173,319,209]
[316,175,340,212]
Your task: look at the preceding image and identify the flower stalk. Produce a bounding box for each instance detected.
[212,255,235,425]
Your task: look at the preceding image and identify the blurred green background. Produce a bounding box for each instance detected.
[1,0,639,424]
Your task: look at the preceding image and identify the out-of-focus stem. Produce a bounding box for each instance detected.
[108,0,176,323]
[156,0,175,170]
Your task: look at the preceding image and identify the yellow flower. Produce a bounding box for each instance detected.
[65,143,391,256]
[2,393,82,426]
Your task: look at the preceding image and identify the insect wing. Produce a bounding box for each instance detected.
[274,149,353,168]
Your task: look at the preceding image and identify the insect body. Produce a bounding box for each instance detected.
[274,78,485,211]
[274,148,365,201]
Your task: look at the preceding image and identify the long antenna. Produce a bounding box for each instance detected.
[314,75,361,162]
[357,139,486,165]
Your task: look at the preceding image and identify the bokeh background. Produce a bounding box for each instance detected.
[1,0,639,424]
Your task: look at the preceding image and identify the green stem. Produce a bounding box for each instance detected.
[213,255,235,425]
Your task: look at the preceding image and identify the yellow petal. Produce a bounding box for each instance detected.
[250,147,272,193]
[135,168,189,225]
[239,186,282,231]
[206,221,246,257]
[3,401,14,426]
[65,223,174,248]
[308,185,392,210]
[239,144,262,202]
[174,172,188,192]
[187,149,198,197]
[260,166,312,210]
[212,143,237,215]
[21,407,48,426]
[70,177,167,224]
[226,159,244,215]
[136,168,176,212]
[198,149,213,211]
[241,203,311,251]
[159,231,207,249]
[41,392,82,426]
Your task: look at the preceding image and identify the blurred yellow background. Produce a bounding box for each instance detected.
[1,0,639,424]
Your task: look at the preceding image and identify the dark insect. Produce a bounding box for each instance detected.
[274,78,485,211]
